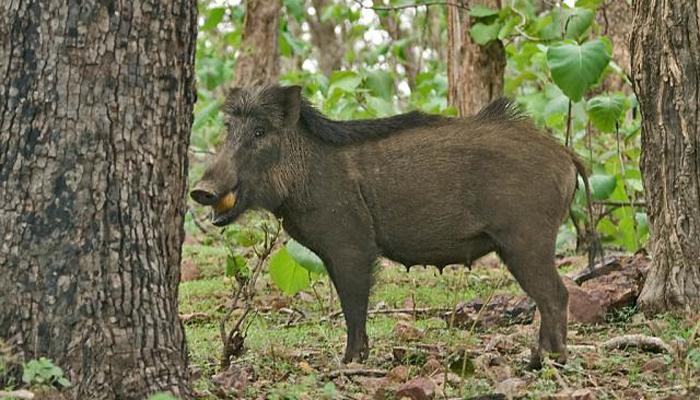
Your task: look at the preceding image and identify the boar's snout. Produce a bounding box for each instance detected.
[190,182,220,206]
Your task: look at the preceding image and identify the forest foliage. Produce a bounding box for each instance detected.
[189,0,645,294]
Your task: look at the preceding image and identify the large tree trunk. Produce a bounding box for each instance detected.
[447,0,505,116]
[631,0,700,313]
[234,0,281,86]
[0,1,196,398]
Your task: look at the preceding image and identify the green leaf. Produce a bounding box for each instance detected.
[192,99,222,133]
[328,71,362,94]
[286,239,326,275]
[57,377,71,387]
[469,22,502,45]
[281,31,307,56]
[537,7,595,41]
[225,253,247,278]
[364,70,394,101]
[469,5,499,18]
[587,94,626,132]
[563,8,595,40]
[148,394,179,400]
[589,174,617,200]
[269,248,311,296]
[576,0,604,10]
[201,7,226,31]
[283,0,305,21]
[546,39,611,101]
[365,95,395,117]
[448,351,475,378]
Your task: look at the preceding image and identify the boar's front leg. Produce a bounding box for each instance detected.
[324,249,376,363]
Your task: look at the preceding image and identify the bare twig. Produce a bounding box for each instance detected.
[0,390,35,400]
[188,148,215,155]
[323,368,387,380]
[180,312,212,324]
[594,200,647,208]
[353,0,469,11]
[544,358,570,389]
[565,99,573,147]
[220,217,282,369]
[188,207,211,236]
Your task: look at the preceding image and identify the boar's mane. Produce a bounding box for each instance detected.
[297,97,526,145]
[298,100,447,145]
[472,97,527,123]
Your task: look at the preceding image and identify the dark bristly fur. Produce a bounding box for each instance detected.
[192,84,596,369]
[473,97,527,122]
[298,99,447,144]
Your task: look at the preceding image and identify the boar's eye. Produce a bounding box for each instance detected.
[254,127,264,138]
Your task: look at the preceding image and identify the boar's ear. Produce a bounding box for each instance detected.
[279,85,302,125]
[223,87,244,112]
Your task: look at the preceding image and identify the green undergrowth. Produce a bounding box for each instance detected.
[179,249,699,399]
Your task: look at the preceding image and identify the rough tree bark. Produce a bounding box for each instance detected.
[631,0,700,313]
[447,0,505,116]
[234,0,281,86]
[0,1,196,398]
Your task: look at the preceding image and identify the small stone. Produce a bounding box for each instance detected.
[563,277,606,324]
[495,377,526,398]
[421,357,442,375]
[297,361,314,374]
[544,388,595,400]
[395,377,436,400]
[486,365,512,382]
[388,365,410,382]
[485,334,515,353]
[394,321,425,341]
[641,356,667,373]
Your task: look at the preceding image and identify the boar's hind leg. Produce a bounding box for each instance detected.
[498,236,568,368]
[325,251,376,363]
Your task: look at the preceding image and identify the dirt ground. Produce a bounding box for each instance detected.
[179,243,699,400]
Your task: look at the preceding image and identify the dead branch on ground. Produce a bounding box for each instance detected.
[323,368,387,380]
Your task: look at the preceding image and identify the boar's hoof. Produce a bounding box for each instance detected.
[527,350,567,370]
[342,347,369,364]
[342,336,369,363]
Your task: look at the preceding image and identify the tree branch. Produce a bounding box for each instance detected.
[353,0,469,11]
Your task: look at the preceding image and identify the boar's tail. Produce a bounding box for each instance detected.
[569,152,604,269]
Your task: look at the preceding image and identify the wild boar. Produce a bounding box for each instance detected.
[191,85,593,368]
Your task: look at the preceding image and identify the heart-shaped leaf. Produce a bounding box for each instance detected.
[546,39,611,101]
[470,22,502,45]
[269,247,310,296]
[589,174,617,200]
[286,239,326,275]
[587,94,627,132]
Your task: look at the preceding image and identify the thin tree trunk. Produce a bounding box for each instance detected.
[631,0,700,313]
[0,1,196,398]
[377,11,418,90]
[599,0,633,92]
[234,0,281,86]
[447,0,505,116]
[308,0,345,76]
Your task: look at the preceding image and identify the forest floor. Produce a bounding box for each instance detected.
[179,240,699,400]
